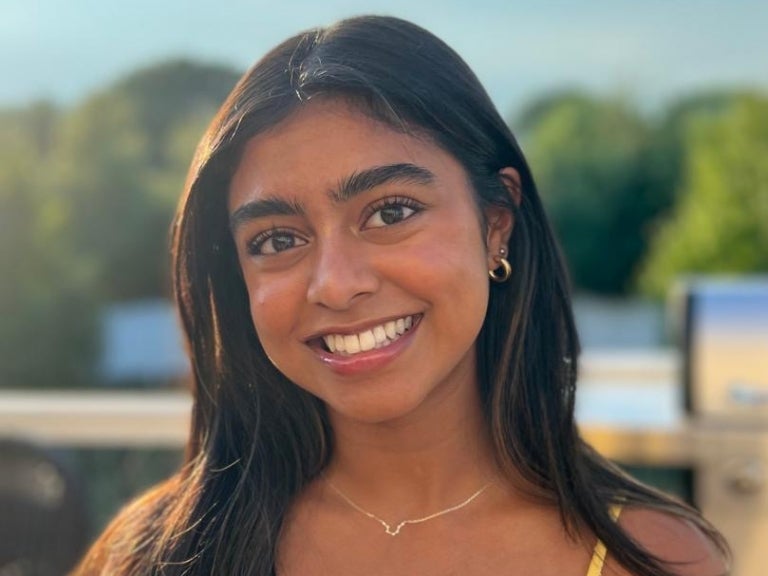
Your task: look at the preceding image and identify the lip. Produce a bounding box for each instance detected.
[310,314,422,376]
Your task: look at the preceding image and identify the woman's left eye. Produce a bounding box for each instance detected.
[363,198,423,229]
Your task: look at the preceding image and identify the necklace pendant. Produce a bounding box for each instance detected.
[385,522,406,536]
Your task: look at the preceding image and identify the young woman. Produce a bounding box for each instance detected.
[73,15,729,576]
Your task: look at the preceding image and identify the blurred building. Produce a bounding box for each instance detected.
[100,300,188,385]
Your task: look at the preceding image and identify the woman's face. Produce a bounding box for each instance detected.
[228,100,512,425]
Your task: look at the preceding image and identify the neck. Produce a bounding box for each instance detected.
[324,378,500,517]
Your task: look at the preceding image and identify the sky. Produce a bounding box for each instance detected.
[2,0,767,117]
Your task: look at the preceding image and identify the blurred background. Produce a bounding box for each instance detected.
[1,1,766,574]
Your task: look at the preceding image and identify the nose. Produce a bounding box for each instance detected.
[306,236,380,310]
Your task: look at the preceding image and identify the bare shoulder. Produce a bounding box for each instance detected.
[604,507,729,576]
[70,476,179,575]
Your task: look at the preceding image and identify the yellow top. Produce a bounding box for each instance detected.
[585,505,623,576]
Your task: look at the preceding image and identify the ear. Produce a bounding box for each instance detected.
[484,167,520,268]
[498,167,522,207]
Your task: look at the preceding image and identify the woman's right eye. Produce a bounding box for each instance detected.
[247,230,307,256]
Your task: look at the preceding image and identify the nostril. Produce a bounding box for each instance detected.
[306,263,380,309]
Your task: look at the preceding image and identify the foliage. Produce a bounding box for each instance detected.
[516,92,671,294]
[638,94,768,295]
[1,57,765,388]
[514,89,763,296]
[0,103,99,388]
[0,61,240,388]
[54,60,241,301]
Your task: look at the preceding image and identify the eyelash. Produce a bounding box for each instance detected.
[362,196,425,229]
[246,227,306,256]
[245,196,425,256]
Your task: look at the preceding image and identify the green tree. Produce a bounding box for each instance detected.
[639,94,768,295]
[0,60,241,388]
[53,60,240,301]
[515,92,667,294]
[0,103,99,388]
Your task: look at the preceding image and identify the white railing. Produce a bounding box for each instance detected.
[2,349,763,465]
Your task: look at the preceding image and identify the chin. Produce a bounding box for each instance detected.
[326,389,431,427]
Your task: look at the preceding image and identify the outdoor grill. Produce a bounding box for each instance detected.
[678,277,768,574]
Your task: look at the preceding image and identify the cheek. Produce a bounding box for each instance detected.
[431,218,491,316]
[423,216,489,281]
[380,218,489,309]
[242,271,304,341]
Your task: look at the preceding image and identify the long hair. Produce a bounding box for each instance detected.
[74,15,728,576]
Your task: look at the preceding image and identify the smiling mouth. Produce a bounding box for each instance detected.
[316,314,420,356]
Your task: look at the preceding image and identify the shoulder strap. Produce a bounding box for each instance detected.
[585,505,623,576]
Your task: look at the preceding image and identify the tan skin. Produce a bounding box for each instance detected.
[228,100,726,576]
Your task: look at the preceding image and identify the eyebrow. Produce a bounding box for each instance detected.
[229,163,435,231]
[331,163,435,203]
[229,197,304,232]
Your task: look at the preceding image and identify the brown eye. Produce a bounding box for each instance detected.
[248,230,307,255]
[363,197,422,229]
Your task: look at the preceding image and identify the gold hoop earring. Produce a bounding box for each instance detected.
[489,257,512,283]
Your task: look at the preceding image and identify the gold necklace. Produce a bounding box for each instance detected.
[326,480,493,536]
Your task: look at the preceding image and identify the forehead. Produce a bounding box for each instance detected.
[227,99,469,210]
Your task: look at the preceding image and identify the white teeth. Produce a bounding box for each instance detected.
[359,330,376,352]
[373,325,387,346]
[344,334,361,354]
[320,315,417,356]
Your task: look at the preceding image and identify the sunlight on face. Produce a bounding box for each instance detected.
[228,100,510,426]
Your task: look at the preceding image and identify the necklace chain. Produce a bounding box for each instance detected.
[326,480,493,536]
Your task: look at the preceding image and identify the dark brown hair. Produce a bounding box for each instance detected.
[73,15,728,576]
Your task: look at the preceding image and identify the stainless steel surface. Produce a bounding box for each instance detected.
[679,278,768,576]
[697,452,768,576]
[680,277,768,423]
[729,382,768,407]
